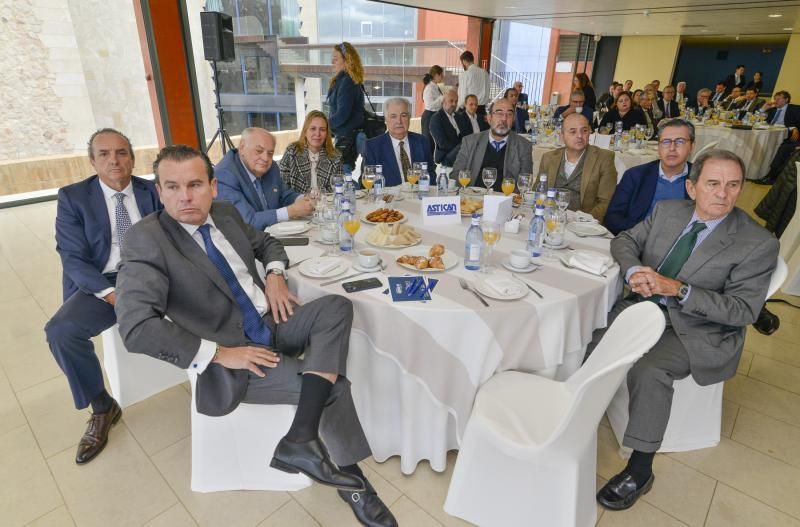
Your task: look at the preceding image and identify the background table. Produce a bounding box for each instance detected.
[693,125,787,180]
[285,197,621,473]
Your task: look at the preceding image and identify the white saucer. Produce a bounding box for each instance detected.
[315,237,339,245]
[544,241,569,250]
[502,260,539,273]
[352,262,382,273]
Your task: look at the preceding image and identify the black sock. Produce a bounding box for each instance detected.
[90,389,113,414]
[625,450,655,487]
[285,374,333,442]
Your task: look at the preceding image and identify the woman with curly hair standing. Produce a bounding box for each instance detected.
[326,42,365,171]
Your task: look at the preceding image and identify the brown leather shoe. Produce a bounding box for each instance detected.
[75,400,122,465]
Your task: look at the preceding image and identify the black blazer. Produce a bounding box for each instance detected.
[766,104,800,129]
[429,109,463,166]
[455,110,489,138]
[657,100,680,119]
[598,108,647,131]
[724,73,746,93]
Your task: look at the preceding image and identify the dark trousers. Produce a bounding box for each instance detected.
[767,140,800,180]
[45,291,116,409]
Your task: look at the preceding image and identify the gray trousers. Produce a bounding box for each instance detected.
[587,298,691,453]
[241,295,372,467]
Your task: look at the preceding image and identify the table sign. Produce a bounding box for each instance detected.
[591,133,612,149]
[482,195,513,223]
[421,196,461,226]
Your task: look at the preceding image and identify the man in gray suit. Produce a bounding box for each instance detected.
[115,145,396,527]
[451,97,532,190]
[592,149,779,512]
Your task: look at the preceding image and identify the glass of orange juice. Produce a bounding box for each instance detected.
[343,212,361,252]
[480,220,502,273]
[406,169,420,186]
[501,176,516,196]
[458,170,471,194]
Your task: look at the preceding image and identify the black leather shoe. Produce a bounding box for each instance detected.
[338,479,398,527]
[753,177,776,186]
[75,400,122,465]
[753,306,780,335]
[596,471,654,511]
[271,437,365,491]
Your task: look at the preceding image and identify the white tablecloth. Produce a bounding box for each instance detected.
[285,198,622,473]
[533,144,658,183]
[693,125,787,180]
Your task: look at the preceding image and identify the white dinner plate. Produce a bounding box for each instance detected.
[355,190,367,199]
[298,257,349,279]
[267,220,310,236]
[567,222,609,237]
[502,260,539,273]
[474,276,528,300]
[463,186,488,197]
[395,246,458,272]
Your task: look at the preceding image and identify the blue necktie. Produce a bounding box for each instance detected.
[113,193,133,246]
[492,140,504,152]
[197,224,272,347]
[772,107,782,125]
[253,179,269,210]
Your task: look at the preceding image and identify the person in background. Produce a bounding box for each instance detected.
[326,42,364,171]
[755,90,800,185]
[538,113,617,221]
[554,90,595,130]
[598,92,647,131]
[724,65,747,93]
[573,72,597,110]
[455,94,489,138]
[651,79,663,99]
[746,71,763,93]
[280,111,342,194]
[722,87,743,111]
[733,87,765,116]
[623,79,634,92]
[710,82,727,105]
[429,89,463,167]
[694,88,713,117]
[421,65,445,155]
[597,82,620,109]
[675,82,690,106]
[215,128,314,230]
[504,87,529,133]
[513,80,529,109]
[604,119,694,235]
[631,89,644,109]
[645,84,663,120]
[657,85,680,119]
[457,51,490,117]
[639,92,658,129]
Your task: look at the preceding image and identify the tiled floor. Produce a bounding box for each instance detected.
[1,183,798,527]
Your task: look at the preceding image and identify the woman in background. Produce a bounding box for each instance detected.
[573,73,597,110]
[421,65,445,154]
[281,110,342,194]
[326,42,364,171]
[598,92,646,131]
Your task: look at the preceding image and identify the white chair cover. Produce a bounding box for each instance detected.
[691,140,719,162]
[444,303,665,527]
[780,162,800,296]
[187,371,311,492]
[101,325,187,408]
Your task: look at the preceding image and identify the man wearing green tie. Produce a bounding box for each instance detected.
[590,149,779,512]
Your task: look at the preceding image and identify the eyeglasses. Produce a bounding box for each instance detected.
[387,113,411,120]
[659,138,690,147]
[491,110,515,117]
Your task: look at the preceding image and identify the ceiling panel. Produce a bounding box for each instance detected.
[384,0,800,37]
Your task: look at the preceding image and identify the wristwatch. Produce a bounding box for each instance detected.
[676,283,690,301]
[266,268,287,280]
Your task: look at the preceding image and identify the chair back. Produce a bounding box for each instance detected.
[691,141,719,162]
[768,256,788,299]
[546,303,665,450]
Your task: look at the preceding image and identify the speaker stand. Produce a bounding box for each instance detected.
[206,60,235,156]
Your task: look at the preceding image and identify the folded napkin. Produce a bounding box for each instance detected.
[566,210,599,224]
[483,276,524,296]
[568,250,612,276]
[504,219,520,233]
[272,222,300,234]
[627,148,650,155]
[308,259,340,275]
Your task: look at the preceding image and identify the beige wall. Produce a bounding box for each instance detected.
[613,36,681,88]
[775,33,800,96]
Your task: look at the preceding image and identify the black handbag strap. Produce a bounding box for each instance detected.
[360,84,379,114]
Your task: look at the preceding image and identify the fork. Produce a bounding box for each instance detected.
[559,259,607,278]
[458,277,489,307]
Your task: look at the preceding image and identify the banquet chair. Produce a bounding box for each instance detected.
[187,371,311,492]
[607,255,788,453]
[783,163,800,295]
[443,302,665,527]
[101,325,187,408]
[691,140,719,162]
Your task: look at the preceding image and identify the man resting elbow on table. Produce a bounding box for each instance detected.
[115,145,396,527]
[586,149,778,512]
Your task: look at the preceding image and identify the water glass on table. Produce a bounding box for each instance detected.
[543,209,566,259]
[555,189,570,212]
[362,166,376,202]
[482,168,497,195]
[321,206,340,256]
[480,220,502,273]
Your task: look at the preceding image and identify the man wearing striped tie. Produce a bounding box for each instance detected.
[45,129,161,464]
[589,149,778,512]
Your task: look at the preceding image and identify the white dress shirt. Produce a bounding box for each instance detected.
[182,216,285,373]
[563,150,586,179]
[389,134,412,177]
[423,82,444,112]
[308,150,320,189]
[458,64,490,107]
[467,112,481,134]
[96,179,142,298]
[445,110,459,132]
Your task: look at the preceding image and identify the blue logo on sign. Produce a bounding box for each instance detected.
[426,203,458,216]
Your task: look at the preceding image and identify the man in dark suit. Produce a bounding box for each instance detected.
[455,94,489,138]
[657,85,680,119]
[594,149,778,511]
[364,97,435,187]
[115,145,397,527]
[215,128,314,230]
[733,87,765,116]
[504,87,529,133]
[605,119,694,235]
[429,88,463,166]
[710,82,727,105]
[44,129,161,465]
[554,90,595,129]
[756,90,800,185]
[513,80,529,109]
[722,87,743,111]
[724,65,747,93]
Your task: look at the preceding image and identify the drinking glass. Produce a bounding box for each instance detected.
[555,189,570,212]
[517,173,531,195]
[524,120,532,133]
[321,206,340,256]
[343,211,361,253]
[362,170,376,202]
[480,220,502,273]
[307,188,322,222]
[481,168,497,194]
[645,126,654,140]
[543,209,566,259]
[458,170,471,193]
[501,176,516,196]
[406,168,420,186]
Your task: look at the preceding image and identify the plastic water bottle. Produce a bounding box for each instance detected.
[614,121,623,151]
[535,174,548,195]
[544,188,557,213]
[437,166,449,196]
[338,201,353,253]
[419,167,430,199]
[528,205,545,257]
[343,170,357,213]
[333,178,345,214]
[374,165,384,199]
[464,214,483,271]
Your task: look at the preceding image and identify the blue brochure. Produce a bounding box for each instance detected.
[388,276,438,302]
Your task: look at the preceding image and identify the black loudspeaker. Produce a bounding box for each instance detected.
[201,11,235,62]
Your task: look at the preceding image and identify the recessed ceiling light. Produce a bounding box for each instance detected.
[784,27,794,31]
[768,13,783,18]
[701,29,709,32]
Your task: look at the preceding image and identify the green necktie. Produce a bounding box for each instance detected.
[648,221,707,303]
[399,140,411,179]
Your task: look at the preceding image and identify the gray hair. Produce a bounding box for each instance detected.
[657,118,696,143]
[697,88,712,98]
[689,148,746,184]
[87,128,134,161]
[383,97,411,113]
[570,89,586,99]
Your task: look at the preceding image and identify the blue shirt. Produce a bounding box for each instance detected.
[647,163,689,216]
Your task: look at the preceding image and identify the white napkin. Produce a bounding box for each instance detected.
[627,148,649,155]
[484,276,524,296]
[309,259,339,275]
[272,223,299,234]
[566,210,599,223]
[568,251,612,275]
[504,219,520,233]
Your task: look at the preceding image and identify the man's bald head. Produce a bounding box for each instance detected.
[238,127,276,177]
[443,88,458,114]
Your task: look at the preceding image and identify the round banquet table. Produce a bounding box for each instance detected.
[283,196,622,474]
[533,144,659,183]
[692,124,787,180]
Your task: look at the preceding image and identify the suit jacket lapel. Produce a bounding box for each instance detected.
[650,203,694,268]
[580,148,598,203]
[132,178,156,216]
[232,152,264,211]
[678,213,736,280]
[383,135,402,186]
[88,177,112,245]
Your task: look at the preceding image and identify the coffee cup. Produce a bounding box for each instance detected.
[575,106,583,114]
[509,249,531,269]
[357,249,380,268]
